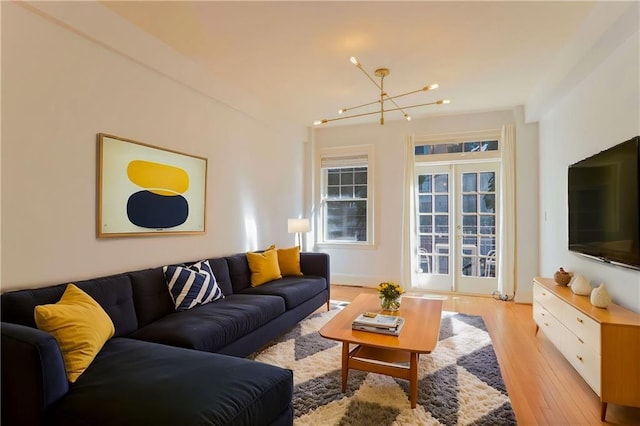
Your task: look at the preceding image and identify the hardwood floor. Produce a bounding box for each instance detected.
[328,285,640,425]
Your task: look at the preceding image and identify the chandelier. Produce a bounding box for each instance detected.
[314,56,450,126]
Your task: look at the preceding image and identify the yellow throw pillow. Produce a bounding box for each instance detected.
[246,247,282,286]
[34,284,115,383]
[277,246,303,277]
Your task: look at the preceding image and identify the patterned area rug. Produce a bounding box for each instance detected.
[252,307,517,425]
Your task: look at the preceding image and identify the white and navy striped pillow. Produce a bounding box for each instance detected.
[163,260,224,311]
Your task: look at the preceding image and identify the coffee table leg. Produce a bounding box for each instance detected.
[341,342,349,393]
[410,352,419,408]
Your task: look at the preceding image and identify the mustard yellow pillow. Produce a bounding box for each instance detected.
[34,284,115,383]
[277,246,303,276]
[246,247,282,286]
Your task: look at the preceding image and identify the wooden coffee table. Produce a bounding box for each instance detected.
[319,293,443,408]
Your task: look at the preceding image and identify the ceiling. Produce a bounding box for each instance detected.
[100,1,603,127]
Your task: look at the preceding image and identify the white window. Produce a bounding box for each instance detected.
[318,146,374,245]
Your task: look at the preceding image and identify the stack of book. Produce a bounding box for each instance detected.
[352,312,405,336]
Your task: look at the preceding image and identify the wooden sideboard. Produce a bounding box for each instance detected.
[533,277,640,421]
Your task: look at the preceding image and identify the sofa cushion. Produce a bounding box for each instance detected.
[277,246,303,276]
[0,274,137,337]
[239,276,327,310]
[34,284,115,383]
[205,257,234,296]
[246,248,282,286]
[226,253,252,293]
[163,260,224,311]
[129,294,286,352]
[129,267,175,328]
[48,338,293,426]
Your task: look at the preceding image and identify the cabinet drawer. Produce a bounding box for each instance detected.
[565,340,601,396]
[534,303,566,353]
[533,284,563,319]
[562,304,601,353]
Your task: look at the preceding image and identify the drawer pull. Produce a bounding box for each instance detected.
[576,317,583,324]
[542,292,547,296]
[544,322,549,327]
[577,337,584,344]
[576,355,583,362]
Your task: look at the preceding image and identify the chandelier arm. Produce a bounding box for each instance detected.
[340,99,381,113]
[315,100,449,125]
[355,61,383,91]
[317,109,385,124]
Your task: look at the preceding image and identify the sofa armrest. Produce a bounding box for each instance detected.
[300,252,330,286]
[1,322,69,426]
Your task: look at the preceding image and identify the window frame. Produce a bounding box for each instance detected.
[317,145,375,247]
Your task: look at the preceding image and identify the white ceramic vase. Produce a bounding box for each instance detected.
[570,274,592,296]
[590,283,612,308]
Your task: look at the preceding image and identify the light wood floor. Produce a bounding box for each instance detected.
[329,285,640,425]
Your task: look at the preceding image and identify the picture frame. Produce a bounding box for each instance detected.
[97,133,207,237]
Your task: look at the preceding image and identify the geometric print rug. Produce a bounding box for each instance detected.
[252,308,517,425]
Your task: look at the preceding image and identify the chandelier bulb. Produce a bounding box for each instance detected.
[404,114,411,121]
[350,56,359,66]
[313,120,328,126]
[338,108,347,115]
[437,99,451,105]
[426,83,439,91]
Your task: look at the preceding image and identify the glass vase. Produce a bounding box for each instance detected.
[380,295,401,312]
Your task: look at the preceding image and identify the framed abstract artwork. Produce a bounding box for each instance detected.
[97,133,207,237]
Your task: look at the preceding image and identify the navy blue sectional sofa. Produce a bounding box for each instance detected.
[0,252,330,426]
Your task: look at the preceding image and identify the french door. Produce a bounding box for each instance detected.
[414,162,499,295]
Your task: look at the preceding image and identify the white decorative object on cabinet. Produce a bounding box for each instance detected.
[533,277,640,422]
[590,283,612,308]
[569,273,592,296]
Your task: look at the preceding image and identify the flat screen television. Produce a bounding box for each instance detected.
[568,136,640,271]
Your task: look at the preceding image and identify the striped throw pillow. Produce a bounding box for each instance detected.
[163,260,224,311]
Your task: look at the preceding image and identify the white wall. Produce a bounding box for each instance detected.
[539,30,640,313]
[1,2,306,291]
[311,109,539,301]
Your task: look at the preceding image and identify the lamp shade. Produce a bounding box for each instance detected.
[288,218,310,233]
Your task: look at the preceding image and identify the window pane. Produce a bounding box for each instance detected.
[480,172,495,192]
[434,215,448,233]
[434,174,448,193]
[447,143,463,153]
[327,186,339,197]
[462,194,477,213]
[462,173,477,192]
[354,185,367,198]
[483,140,499,151]
[354,171,367,185]
[480,194,495,213]
[464,141,481,152]
[341,186,354,198]
[433,144,448,154]
[419,215,432,233]
[434,195,448,213]
[420,235,433,251]
[480,238,495,255]
[462,215,477,234]
[418,175,432,193]
[341,170,354,185]
[328,171,339,186]
[419,195,432,213]
[480,215,495,234]
[326,200,367,241]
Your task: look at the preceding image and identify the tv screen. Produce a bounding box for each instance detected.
[568,136,640,270]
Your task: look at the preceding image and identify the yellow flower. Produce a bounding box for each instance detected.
[376,281,404,299]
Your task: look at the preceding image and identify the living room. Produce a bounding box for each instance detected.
[2,1,639,425]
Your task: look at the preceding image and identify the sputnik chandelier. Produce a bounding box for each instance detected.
[314,56,450,126]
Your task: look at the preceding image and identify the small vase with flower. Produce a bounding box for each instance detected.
[377,281,404,312]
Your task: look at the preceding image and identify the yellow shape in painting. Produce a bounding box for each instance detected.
[127,160,189,196]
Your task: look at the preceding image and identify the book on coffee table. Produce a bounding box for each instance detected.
[352,313,401,328]
[352,317,405,336]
